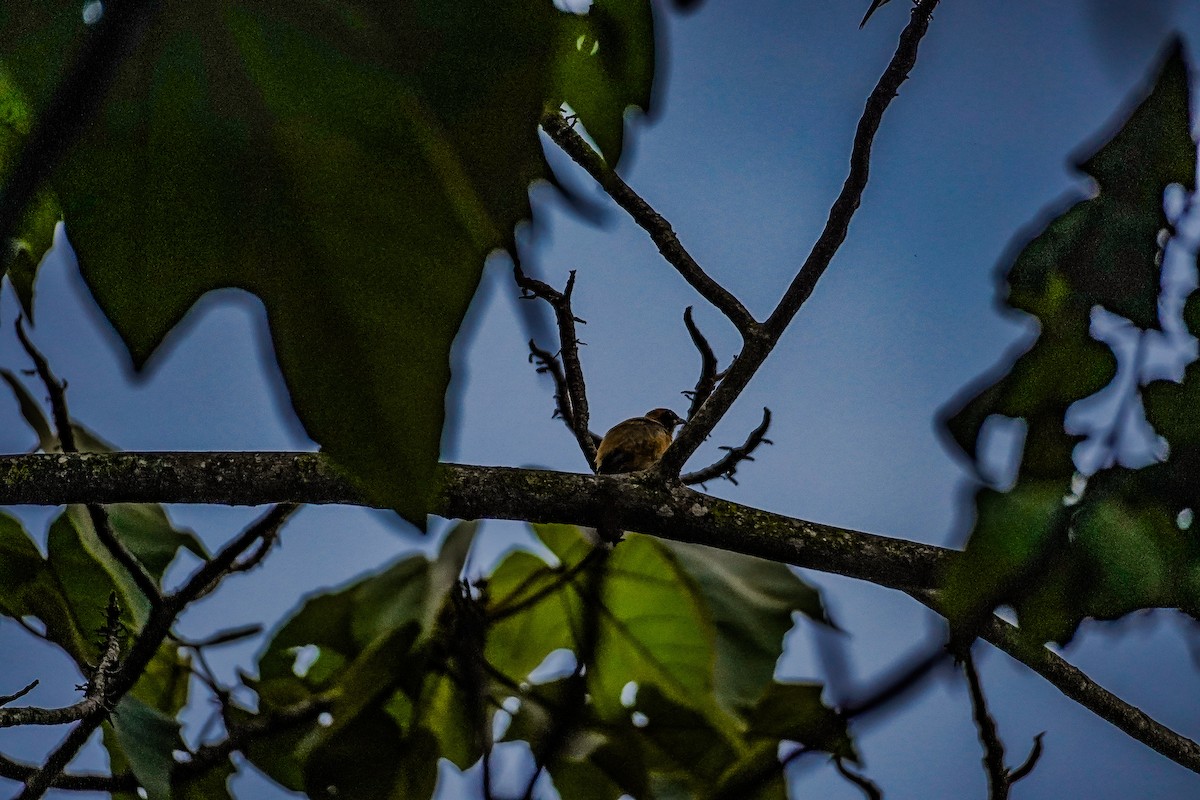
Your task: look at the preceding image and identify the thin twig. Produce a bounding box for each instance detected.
[963,649,1013,800]
[515,265,598,467]
[15,318,163,607]
[655,0,943,476]
[14,320,75,453]
[0,595,122,730]
[0,693,327,793]
[682,306,724,419]
[1008,733,1045,785]
[681,407,772,486]
[172,624,263,650]
[16,508,297,799]
[528,340,602,450]
[0,681,39,708]
[834,756,883,800]
[181,504,298,602]
[539,115,758,337]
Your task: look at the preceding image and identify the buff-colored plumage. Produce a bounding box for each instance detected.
[594,408,685,474]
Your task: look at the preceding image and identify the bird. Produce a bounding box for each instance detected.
[594,408,686,474]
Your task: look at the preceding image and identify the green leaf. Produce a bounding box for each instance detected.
[552,0,655,163]
[744,681,853,760]
[488,526,722,724]
[0,510,48,620]
[302,707,409,800]
[305,622,422,755]
[501,677,649,799]
[633,684,740,783]
[662,540,829,713]
[232,701,309,792]
[945,41,1195,477]
[251,527,481,792]
[177,758,235,800]
[109,695,185,800]
[417,668,480,770]
[943,310,1115,478]
[107,503,207,581]
[45,509,135,663]
[1008,39,1195,330]
[0,368,54,450]
[0,1,656,524]
[1012,469,1200,642]
[940,479,1070,635]
[0,68,58,317]
[132,642,193,716]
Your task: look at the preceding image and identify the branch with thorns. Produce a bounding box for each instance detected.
[0,594,123,729]
[515,264,599,467]
[15,318,163,607]
[11,503,297,800]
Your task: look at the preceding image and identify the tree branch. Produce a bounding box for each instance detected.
[0,693,328,793]
[13,505,296,798]
[539,113,759,337]
[681,407,772,486]
[911,590,1200,775]
[0,753,136,793]
[0,452,947,591]
[682,306,724,419]
[15,320,163,606]
[515,265,599,467]
[656,0,942,476]
[2,452,1197,777]
[0,597,121,729]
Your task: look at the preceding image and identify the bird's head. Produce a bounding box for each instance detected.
[645,408,685,433]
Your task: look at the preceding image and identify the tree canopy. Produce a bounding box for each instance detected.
[0,2,1199,799]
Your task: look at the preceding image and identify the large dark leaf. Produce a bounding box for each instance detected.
[0,68,58,317]
[939,41,1197,643]
[0,1,656,524]
[1006,39,1194,331]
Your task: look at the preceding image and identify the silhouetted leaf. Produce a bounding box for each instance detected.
[1007,40,1194,330]
[0,1,656,524]
[942,479,1070,635]
[553,0,655,162]
[0,368,53,450]
[744,681,854,760]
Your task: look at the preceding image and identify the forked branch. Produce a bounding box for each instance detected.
[515,264,599,467]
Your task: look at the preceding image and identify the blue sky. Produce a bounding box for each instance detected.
[3,1,1200,798]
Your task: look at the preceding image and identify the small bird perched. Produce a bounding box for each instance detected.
[594,408,686,474]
